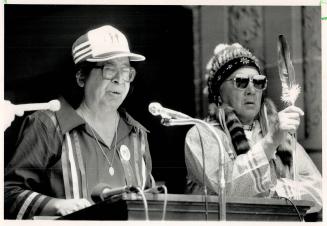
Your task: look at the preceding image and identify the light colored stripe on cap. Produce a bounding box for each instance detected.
[72,41,90,54]
[74,51,92,64]
[73,46,92,59]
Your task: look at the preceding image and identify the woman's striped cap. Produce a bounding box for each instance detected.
[72,25,145,64]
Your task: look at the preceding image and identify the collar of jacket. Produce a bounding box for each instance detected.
[55,96,149,135]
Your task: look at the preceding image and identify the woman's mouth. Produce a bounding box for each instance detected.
[244,100,256,106]
[107,90,121,96]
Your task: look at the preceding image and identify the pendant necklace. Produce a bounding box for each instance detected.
[81,110,118,176]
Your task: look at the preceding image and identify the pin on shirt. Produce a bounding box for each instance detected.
[120,145,131,161]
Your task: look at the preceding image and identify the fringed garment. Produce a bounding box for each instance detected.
[184,98,322,213]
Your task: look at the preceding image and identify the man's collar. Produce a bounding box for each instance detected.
[55,97,149,135]
[55,97,84,134]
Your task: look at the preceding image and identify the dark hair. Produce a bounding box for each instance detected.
[64,61,94,109]
[77,61,95,80]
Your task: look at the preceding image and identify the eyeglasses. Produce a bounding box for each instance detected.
[225,74,267,91]
[94,65,136,82]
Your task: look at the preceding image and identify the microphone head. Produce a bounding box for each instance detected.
[148,102,162,116]
[49,100,61,112]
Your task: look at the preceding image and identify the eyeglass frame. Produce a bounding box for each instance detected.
[225,74,268,91]
[93,65,136,83]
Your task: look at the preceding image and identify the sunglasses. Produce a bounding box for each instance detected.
[225,74,267,91]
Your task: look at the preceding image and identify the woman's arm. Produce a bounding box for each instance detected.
[185,124,273,197]
[5,112,57,219]
[273,143,322,213]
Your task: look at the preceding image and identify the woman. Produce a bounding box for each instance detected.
[184,43,322,213]
[4,25,154,219]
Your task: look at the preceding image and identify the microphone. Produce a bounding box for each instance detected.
[148,102,191,120]
[8,99,61,116]
[91,183,137,203]
[148,103,227,219]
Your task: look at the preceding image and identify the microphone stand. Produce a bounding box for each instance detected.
[162,118,226,221]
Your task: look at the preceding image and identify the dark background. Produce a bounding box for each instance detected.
[4,5,195,194]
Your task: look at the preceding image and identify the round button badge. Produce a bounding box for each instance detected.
[120,145,131,161]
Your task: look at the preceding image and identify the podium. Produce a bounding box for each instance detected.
[58,193,313,221]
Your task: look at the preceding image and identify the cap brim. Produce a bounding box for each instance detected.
[87,52,145,62]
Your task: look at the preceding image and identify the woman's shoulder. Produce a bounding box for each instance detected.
[25,110,58,128]
[24,97,73,130]
[15,111,63,143]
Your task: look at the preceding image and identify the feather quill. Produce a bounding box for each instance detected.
[277,35,300,181]
[277,35,301,105]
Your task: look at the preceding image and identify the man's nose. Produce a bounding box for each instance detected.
[111,71,124,84]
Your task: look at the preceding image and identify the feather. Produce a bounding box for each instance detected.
[277,35,299,181]
[277,35,301,106]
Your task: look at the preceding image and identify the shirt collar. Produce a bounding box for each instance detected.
[55,97,84,134]
[55,97,149,135]
[118,108,149,133]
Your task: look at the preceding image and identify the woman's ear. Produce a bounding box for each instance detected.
[76,71,85,87]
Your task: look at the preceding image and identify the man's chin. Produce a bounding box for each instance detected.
[238,111,259,123]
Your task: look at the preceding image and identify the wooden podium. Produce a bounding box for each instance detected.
[58,193,313,221]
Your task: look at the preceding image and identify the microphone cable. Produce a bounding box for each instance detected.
[160,185,168,220]
[196,126,209,220]
[135,186,149,220]
[278,196,304,221]
[144,185,168,221]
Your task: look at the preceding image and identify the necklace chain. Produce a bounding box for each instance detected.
[80,110,119,175]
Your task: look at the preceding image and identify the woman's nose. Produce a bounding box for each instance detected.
[111,72,124,84]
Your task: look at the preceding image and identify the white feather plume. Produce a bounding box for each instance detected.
[277,35,301,106]
[280,83,301,105]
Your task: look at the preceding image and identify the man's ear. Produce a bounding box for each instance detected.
[76,71,85,87]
